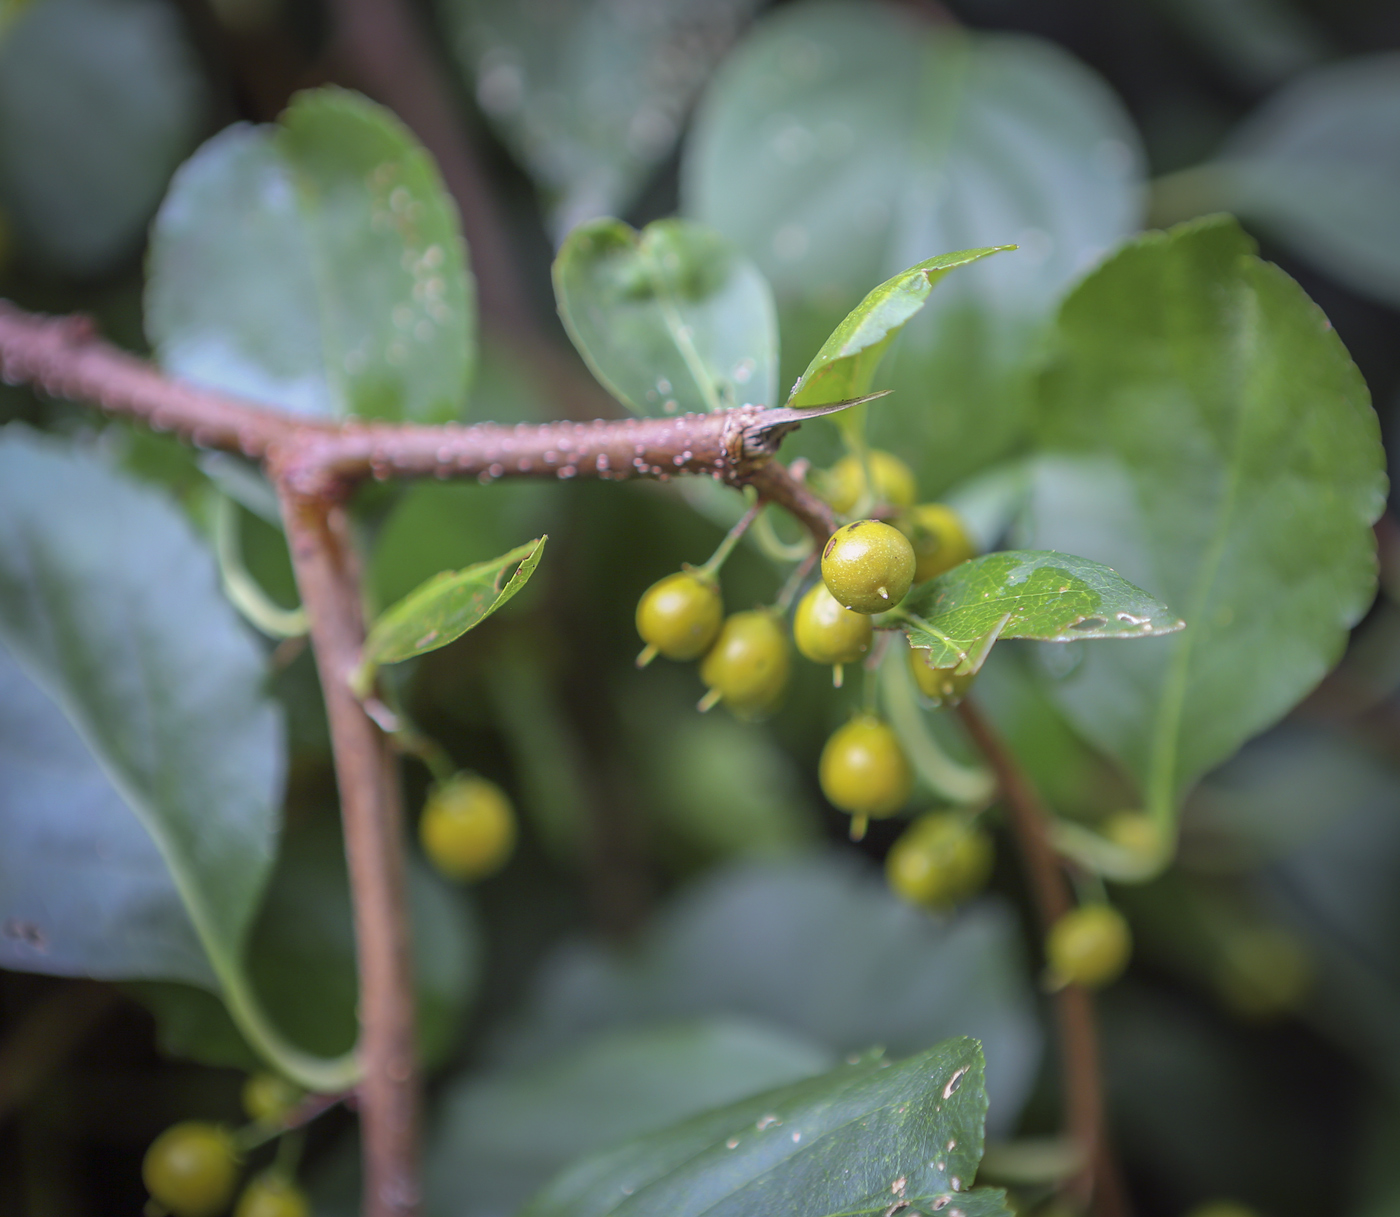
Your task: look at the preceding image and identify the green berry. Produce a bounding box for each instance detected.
[635,570,723,663]
[142,1122,239,1217]
[1046,904,1132,989]
[1213,925,1311,1020]
[819,716,912,820]
[698,610,790,718]
[234,1174,310,1217]
[1184,1203,1261,1217]
[1102,811,1165,866]
[886,814,994,909]
[240,1072,301,1124]
[793,582,873,667]
[908,647,976,706]
[419,775,516,881]
[823,450,917,515]
[895,503,975,583]
[821,520,916,614]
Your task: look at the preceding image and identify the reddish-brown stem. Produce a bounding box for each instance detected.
[274,486,419,1217]
[956,698,1126,1217]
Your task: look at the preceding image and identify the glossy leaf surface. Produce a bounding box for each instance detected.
[684,1,1144,489]
[361,536,546,673]
[900,550,1182,672]
[1023,216,1385,821]
[0,429,282,986]
[438,0,760,241]
[555,217,778,414]
[495,855,1041,1137]
[521,1037,1008,1217]
[427,1018,832,1217]
[788,247,1010,409]
[0,0,206,274]
[147,88,474,420]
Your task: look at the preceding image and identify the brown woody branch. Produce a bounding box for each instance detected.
[956,699,1128,1217]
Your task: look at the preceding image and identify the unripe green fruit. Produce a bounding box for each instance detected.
[241,1072,301,1124]
[1102,810,1165,865]
[1184,1203,1261,1217]
[793,582,873,666]
[419,775,516,881]
[823,450,917,515]
[235,1174,310,1217]
[821,520,916,614]
[143,1122,239,1217]
[635,570,723,662]
[699,610,790,717]
[819,716,912,819]
[908,648,976,706]
[886,814,994,909]
[1046,904,1132,989]
[1213,925,1311,1021]
[896,503,976,583]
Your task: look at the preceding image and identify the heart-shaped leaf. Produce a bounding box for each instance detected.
[898,550,1183,672]
[520,1037,1009,1217]
[0,428,355,1090]
[787,247,1011,409]
[554,217,778,414]
[147,87,475,421]
[1023,216,1385,824]
[358,536,546,685]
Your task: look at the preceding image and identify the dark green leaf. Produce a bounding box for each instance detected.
[360,536,546,676]
[426,1019,832,1217]
[788,248,1011,409]
[899,550,1183,672]
[437,0,761,241]
[0,0,206,274]
[1023,216,1385,823]
[0,429,280,988]
[1163,53,1400,308]
[555,217,778,414]
[496,855,1041,1137]
[147,87,475,420]
[683,2,1144,489]
[520,1037,1009,1217]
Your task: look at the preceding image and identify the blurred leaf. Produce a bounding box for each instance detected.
[684,1,1144,489]
[554,217,778,414]
[521,1037,1008,1217]
[1210,52,1400,308]
[494,854,1042,1137]
[1022,216,1385,823]
[132,814,480,1069]
[360,537,546,677]
[1150,0,1327,90]
[438,0,761,241]
[788,247,1010,409]
[147,87,475,420]
[900,550,1182,671]
[0,0,206,274]
[0,429,280,989]
[426,1018,833,1217]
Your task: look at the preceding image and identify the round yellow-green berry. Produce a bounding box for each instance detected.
[895,503,976,583]
[635,570,723,662]
[1046,904,1132,989]
[699,609,790,718]
[886,814,994,909]
[419,775,516,881]
[142,1122,239,1217]
[823,450,918,515]
[821,520,916,614]
[818,716,912,820]
[793,582,873,667]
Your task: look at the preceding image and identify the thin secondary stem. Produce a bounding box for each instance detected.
[275,486,420,1217]
[955,698,1125,1217]
[698,497,763,578]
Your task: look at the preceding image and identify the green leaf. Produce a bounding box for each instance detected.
[554,217,779,415]
[1023,216,1385,825]
[436,0,761,242]
[496,855,1041,1138]
[683,1,1145,489]
[132,813,480,1070]
[787,248,1011,409]
[0,0,207,274]
[520,1037,1009,1217]
[360,536,546,677]
[899,550,1183,672]
[0,428,356,1089]
[427,1018,833,1217]
[1212,52,1400,308]
[147,86,475,421]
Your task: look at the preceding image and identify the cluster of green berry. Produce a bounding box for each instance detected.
[141,1074,310,1217]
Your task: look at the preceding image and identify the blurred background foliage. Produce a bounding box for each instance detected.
[0,0,1398,1215]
